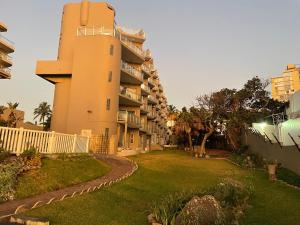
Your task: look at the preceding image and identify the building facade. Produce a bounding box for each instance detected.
[0,22,14,79]
[36,0,169,154]
[271,64,300,102]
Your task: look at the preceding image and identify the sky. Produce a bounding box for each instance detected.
[1,0,300,122]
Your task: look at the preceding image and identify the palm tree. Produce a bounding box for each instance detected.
[176,107,194,152]
[7,102,19,128]
[34,102,52,130]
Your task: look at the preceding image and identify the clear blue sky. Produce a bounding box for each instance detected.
[1,0,300,121]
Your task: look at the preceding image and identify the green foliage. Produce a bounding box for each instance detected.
[0,147,10,163]
[277,167,300,188]
[151,178,253,225]
[0,162,21,202]
[229,152,265,168]
[21,147,38,160]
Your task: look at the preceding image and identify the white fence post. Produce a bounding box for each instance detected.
[86,137,90,153]
[16,127,24,156]
[72,134,77,153]
[47,131,56,154]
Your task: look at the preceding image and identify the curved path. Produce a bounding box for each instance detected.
[0,154,138,220]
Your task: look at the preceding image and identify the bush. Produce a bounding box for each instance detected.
[21,147,38,160]
[0,162,21,202]
[277,167,300,188]
[0,147,10,163]
[150,179,253,225]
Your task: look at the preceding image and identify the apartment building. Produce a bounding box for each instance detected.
[0,22,14,79]
[271,64,300,102]
[36,0,169,154]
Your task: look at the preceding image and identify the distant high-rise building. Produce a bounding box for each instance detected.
[36,0,169,154]
[0,22,14,79]
[271,64,300,102]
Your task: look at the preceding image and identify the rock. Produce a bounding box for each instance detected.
[176,195,224,225]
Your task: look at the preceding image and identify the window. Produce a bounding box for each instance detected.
[110,45,114,55]
[106,98,111,110]
[108,71,112,82]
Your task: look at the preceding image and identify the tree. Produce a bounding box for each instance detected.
[34,102,52,130]
[6,102,20,128]
[176,107,194,151]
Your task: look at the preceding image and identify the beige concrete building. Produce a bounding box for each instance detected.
[271,64,300,102]
[36,0,169,154]
[0,22,14,79]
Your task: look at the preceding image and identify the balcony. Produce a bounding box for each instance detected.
[147,110,157,120]
[119,86,142,106]
[0,66,11,79]
[140,123,149,133]
[148,78,156,88]
[140,104,150,115]
[117,111,141,129]
[148,95,158,105]
[141,64,151,78]
[0,34,14,53]
[141,83,151,96]
[120,61,143,84]
[0,23,7,32]
[0,51,12,67]
[117,32,145,64]
[76,26,145,64]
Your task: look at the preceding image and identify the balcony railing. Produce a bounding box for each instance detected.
[77,26,115,37]
[141,64,151,75]
[0,66,11,77]
[141,83,151,93]
[120,86,142,102]
[117,111,141,127]
[148,95,158,104]
[121,61,143,81]
[77,26,146,58]
[0,34,14,47]
[118,34,145,58]
[0,51,12,64]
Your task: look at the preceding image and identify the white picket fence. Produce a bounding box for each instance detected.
[0,126,89,155]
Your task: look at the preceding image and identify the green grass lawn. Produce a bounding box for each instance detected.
[16,154,110,199]
[24,151,300,225]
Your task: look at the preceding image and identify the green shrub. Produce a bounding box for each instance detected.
[151,190,205,225]
[277,167,300,187]
[21,147,38,160]
[0,162,21,202]
[151,179,253,225]
[0,147,10,163]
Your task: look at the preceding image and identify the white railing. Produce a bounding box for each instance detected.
[118,33,145,58]
[76,26,146,58]
[0,34,14,47]
[77,26,115,37]
[0,66,11,77]
[0,126,89,155]
[117,111,141,127]
[148,95,158,104]
[120,86,142,102]
[141,83,151,93]
[141,64,151,74]
[121,61,143,81]
[0,51,12,63]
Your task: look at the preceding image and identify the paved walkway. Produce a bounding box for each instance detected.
[0,154,137,220]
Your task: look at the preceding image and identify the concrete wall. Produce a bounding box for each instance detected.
[245,131,300,175]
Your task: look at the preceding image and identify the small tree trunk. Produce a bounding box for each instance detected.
[198,128,214,157]
[188,132,193,152]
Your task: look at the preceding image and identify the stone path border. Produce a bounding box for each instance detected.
[0,154,138,220]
